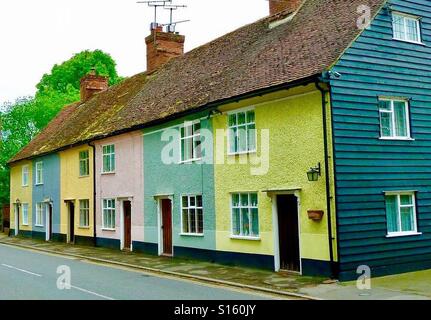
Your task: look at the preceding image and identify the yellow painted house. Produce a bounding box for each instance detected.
[9,161,33,236]
[213,84,337,275]
[59,146,94,245]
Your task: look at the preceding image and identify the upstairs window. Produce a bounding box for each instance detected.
[385,192,418,236]
[228,109,256,154]
[379,99,411,139]
[180,121,201,163]
[22,165,29,186]
[79,150,90,177]
[35,162,43,185]
[102,145,115,173]
[181,195,204,235]
[392,12,421,43]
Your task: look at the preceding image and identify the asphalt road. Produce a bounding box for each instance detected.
[0,244,274,300]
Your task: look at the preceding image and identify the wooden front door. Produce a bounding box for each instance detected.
[15,204,20,236]
[123,201,132,250]
[277,195,300,272]
[48,204,53,241]
[161,199,172,256]
[69,203,75,243]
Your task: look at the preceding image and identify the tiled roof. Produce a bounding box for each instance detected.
[9,0,386,163]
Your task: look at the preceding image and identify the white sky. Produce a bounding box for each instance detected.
[0,0,268,105]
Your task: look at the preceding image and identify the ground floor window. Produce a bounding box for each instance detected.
[231,193,259,238]
[102,199,116,229]
[35,203,44,226]
[385,192,418,236]
[22,203,29,225]
[181,195,203,235]
[79,200,90,227]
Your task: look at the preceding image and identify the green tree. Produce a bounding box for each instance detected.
[0,50,123,207]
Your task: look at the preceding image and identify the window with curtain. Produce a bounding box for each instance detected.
[231,193,259,238]
[228,110,256,154]
[385,193,418,236]
[22,203,29,225]
[180,122,201,163]
[35,162,43,185]
[35,203,44,226]
[392,12,421,43]
[102,145,115,173]
[22,165,29,186]
[379,99,410,139]
[79,200,90,227]
[79,150,90,176]
[102,199,116,229]
[181,195,203,235]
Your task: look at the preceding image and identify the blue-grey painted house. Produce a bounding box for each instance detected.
[330,0,431,280]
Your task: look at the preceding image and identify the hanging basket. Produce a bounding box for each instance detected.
[307,210,324,221]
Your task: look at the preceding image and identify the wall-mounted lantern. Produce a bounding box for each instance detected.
[307,163,321,182]
[15,199,21,206]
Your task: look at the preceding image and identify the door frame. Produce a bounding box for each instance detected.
[119,197,133,251]
[156,195,174,256]
[271,191,302,274]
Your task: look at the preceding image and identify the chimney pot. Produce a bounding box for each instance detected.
[80,72,108,102]
[269,0,304,15]
[145,29,185,73]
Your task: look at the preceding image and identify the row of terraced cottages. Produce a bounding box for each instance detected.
[8,0,431,280]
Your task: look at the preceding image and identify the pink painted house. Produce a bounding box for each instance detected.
[94,131,144,251]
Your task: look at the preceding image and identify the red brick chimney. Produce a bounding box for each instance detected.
[145,26,185,73]
[80,69,109,102]
[269,0,304,15]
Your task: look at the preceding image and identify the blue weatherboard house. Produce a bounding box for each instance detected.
[329,0,431,280]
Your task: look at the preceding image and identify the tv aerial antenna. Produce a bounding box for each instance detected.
[137,0,172,30]
[163,4,189,33]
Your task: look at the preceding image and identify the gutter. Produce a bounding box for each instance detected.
[315,79,338,279]
[88,142,97,247]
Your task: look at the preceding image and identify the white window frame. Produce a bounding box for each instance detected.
[22,203,29,226]
[230,192,260,240]
[35,203,44,227]
[79,199,90,228]
[79,150,90,177]
[392,12,422,44]
[180,195,204,236]
[102,199,116,230]
[384,191,421,238]
[22,165,29,187]
[102,144,116,174]
[35,161,43,185]
[227,107,257,155]
[379,98,412,140]
[179,121,202,163]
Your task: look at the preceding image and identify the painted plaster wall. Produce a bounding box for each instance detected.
[10,161,33,232]
[213,85,333,262]
[94,131,144,244]
[143,113,216,251]
[60,146,94,238]
[32,154,61,235]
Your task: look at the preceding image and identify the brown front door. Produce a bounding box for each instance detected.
[69,202,75,243]
[48,204,53,241]
[161,199,172,256]
[277,195,300,272]
[123,201,132,250]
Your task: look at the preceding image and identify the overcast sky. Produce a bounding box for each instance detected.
[0,0,268,105]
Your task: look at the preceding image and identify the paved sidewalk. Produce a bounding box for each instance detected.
[1,233,430,300]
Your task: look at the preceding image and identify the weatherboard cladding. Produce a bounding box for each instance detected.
[330,0,431,279]
[9,0,386,164]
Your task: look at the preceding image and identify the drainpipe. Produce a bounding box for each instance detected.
[315,80,337,279]
[88,142,97,247]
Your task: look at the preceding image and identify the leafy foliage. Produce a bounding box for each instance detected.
[0,50,123,207]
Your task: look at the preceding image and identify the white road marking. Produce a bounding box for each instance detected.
[1,264,42,277]
[70,285,115,300]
